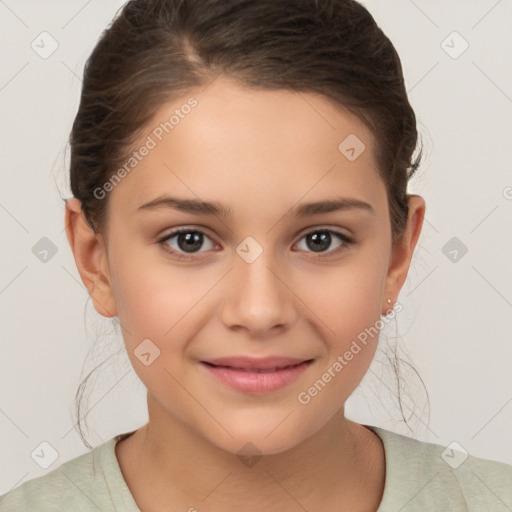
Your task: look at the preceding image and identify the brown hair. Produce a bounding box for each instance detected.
[70,0,422,240]
[69,0,425,447]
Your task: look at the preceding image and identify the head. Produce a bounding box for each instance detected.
[65,0,425,453]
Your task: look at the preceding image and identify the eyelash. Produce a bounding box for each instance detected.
[157,227,353,261]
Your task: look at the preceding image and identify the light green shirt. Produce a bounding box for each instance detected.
[1,425,511,511]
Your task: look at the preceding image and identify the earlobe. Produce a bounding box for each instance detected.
[64,198,117,318]
[382,194,426,313]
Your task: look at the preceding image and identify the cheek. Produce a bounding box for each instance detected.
[292,249,389,401]
[107,240,223,379]
[108,235,203,336]
[108,260,195,393]
[301,252,388,342]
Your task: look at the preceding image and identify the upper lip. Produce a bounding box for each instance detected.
[201,356,312,370]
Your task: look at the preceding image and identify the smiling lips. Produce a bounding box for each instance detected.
[200,356,314,393]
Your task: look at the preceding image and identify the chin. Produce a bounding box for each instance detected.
[204,421,313,459]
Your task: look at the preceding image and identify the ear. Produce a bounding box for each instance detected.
[382,194,425,315]
[64,198,117,318]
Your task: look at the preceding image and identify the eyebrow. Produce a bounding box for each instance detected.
[137,195,374,217]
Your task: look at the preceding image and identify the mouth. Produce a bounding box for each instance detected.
[201,361,312,372]
[199,357,314,393]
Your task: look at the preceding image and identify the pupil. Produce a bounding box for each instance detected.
[178,232,203,252]
[308,231,331,252]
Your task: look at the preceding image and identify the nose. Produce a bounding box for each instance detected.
[220,250,298,338]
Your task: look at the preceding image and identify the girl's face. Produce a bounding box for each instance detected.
[71,75,423,455]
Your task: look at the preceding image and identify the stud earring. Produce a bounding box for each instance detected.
[387,298,392,304]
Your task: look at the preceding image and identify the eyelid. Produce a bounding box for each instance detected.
[160,225,210,237]
[296,225,353,240]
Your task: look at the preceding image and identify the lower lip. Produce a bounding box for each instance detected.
[200,360,313,394]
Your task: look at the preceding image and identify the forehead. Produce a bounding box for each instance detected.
[108,75,386,219]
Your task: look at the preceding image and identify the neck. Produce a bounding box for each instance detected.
[116,394,385,511]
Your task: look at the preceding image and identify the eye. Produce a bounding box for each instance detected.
[294,229,352,256]
[158,227,217,259]
[158,227,352,261]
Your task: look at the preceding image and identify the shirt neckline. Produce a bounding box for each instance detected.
[98,429,141,511]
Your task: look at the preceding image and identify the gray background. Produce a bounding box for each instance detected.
[1,0,511,492]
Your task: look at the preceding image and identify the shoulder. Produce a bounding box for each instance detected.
[368,425,512,512]
[0,432,138,512]
[0,447,97,511]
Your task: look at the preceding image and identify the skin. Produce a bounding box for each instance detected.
[65,75,425,511]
